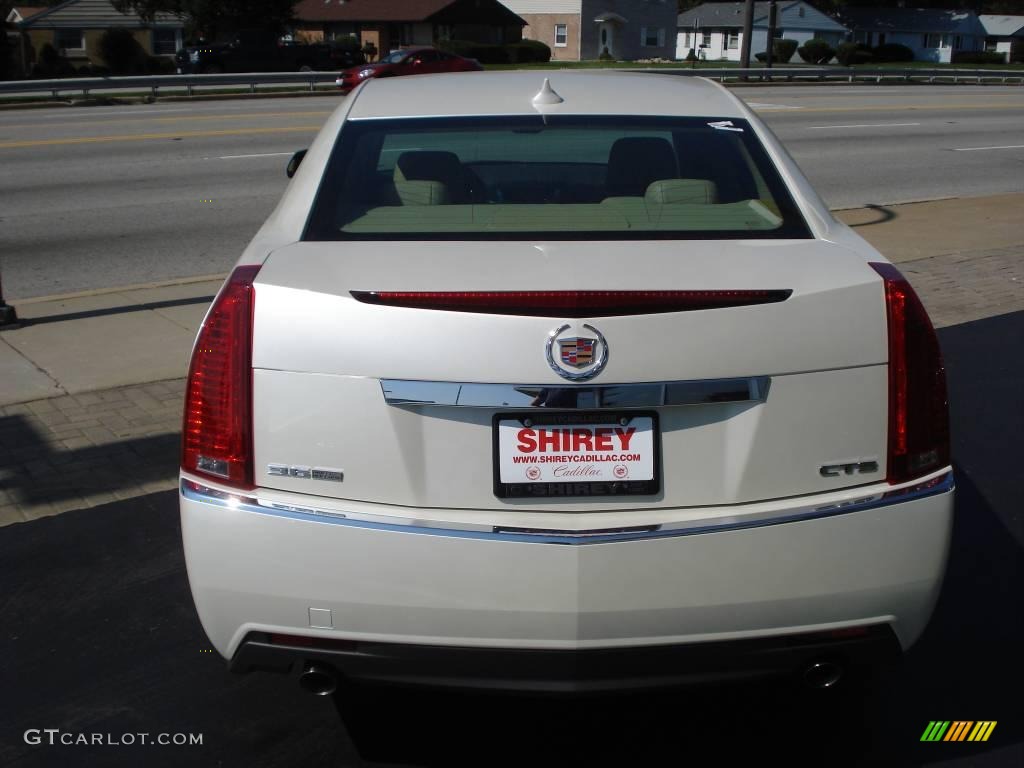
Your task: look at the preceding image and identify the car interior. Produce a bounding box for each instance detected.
[326,125,792,234]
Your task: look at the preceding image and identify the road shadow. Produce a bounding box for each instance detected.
[15,295,214,327]
[845,203,898,229]
[0,412,178,507]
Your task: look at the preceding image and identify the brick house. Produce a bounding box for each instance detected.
[292,0,525,57]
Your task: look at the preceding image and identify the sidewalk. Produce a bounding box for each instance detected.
[1,194,1022,525]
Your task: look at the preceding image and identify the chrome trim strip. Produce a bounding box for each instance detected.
[380,376,771,409]
[180,471,953,546]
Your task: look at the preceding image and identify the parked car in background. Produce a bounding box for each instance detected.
[176,34,364,74]
[181,71,953,703]
[336,47,482,92]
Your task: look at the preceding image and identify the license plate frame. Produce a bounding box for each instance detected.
[492,411,661,499]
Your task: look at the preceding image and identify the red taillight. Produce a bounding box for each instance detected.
[351,290,791,317]
[181,265,260,490]
[870,263,949,485]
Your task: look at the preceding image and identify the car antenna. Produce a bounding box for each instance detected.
[532,78,563,124]
[532,78,564,105]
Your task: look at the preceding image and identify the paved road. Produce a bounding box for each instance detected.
[2,309,1021,767]
[1,84,1023,299]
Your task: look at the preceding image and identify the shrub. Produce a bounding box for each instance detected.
[34,43,75,77]
[754,39,797,63]
[950,50,1007,65]
[797,38,835,64]
[772,38,798,63]
[98,28,149,74]
[598,46,614,61]
[437,39,505,64]
[836,41,872,66]
[145,55,176,74]
[518,39,551,62]
[871,42,914,62]
[685,48,698,62]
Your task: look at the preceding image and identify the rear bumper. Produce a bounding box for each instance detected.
[181,471,952,683]
[232,625,901,693]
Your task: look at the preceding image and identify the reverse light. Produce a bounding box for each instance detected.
[870,263,949,485]
[351,290,792,317]
[181,265,260,489]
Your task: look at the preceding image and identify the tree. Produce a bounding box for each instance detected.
[111,0,296,41]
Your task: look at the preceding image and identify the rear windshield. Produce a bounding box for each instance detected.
[304,115,811,241]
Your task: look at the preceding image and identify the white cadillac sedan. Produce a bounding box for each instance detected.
[180,72,952,695]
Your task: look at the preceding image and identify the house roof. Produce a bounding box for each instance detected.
[294,0,456,23]
[294,0,523,25]
[979,14,1024,37]
[838,7,985,36]
[6,6,48,23]
[678,2,846,33]
[15,0,184,28]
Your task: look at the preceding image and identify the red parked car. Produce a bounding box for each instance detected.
[336,47,482,92]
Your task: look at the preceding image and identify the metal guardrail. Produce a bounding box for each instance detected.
[0,71,341,98]
[0,66,1022,99]
[642,66,1024,84]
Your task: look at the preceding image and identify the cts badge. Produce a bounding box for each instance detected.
[546,323,608,381]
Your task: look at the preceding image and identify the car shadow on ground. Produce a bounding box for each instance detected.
[0,312,1020,767]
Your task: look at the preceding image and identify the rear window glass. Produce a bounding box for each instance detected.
[304,115,811,241]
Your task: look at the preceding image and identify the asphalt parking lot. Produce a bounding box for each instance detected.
[2,309,1021,767]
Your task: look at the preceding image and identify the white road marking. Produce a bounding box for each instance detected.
[218,152,294,159]
[951,144,1024,152]
[807,122,921,130]
[747,102,803,110]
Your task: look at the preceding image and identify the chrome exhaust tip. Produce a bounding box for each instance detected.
[802,660,844,689]
[299,663,337,696]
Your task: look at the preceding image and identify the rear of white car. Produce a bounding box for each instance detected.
[179,72,952,693]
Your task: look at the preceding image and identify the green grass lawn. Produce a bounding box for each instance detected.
[487,60,746,71]
[868,60,1024,70]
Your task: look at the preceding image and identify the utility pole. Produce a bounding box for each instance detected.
[765,0,778,69]
[739,0,755,69]
[0,273,19,330]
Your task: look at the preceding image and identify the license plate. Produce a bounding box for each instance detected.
[493,412,659,498]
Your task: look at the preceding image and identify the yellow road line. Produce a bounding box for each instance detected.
[6,110,331,131]
[0,125,321,149]
[757,102,1024,113]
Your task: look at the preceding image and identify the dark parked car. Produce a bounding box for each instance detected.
[336,47,482,92]
[176,36,365,74]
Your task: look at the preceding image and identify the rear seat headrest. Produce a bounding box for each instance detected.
[645,179,718,205]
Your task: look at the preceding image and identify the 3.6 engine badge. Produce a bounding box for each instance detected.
[268,464,344,482]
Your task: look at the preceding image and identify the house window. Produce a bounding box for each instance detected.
[954,34,962,48]
[701,31,711,48]
[55,28,84,51]
[641,26,663,47]
[152,28,180,56]
[924,33,948,48]
[554,23,568,47]
[727,32,739,49]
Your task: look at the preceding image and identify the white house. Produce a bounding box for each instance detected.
[677,1,848,62]
[979,15,1024,62]
[838,8,986,63]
